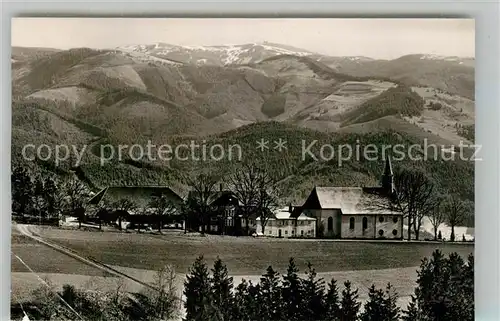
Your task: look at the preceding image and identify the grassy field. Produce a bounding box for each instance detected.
[11,228,111,276]
[12,225,473,311]
[11,227,116,303]
[30,226,473,275]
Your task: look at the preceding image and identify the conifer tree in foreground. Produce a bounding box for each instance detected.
[324,278,341,321]
[385,283,401,321]
[302,262,326,321]
[402,295,422,321]
[340,280,361,321]
[361,285,388,321]
[406,250,474,321]
[360,283,400,321]
[258,266,283,321]
[232,279,253,321]
[281,258,303,321]
[184,255,213,321]
[246,281,261,321]
[210,257,234,321]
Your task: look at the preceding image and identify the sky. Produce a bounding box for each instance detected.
[11,18,475,59]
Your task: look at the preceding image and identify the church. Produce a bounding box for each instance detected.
[298,157,404,239]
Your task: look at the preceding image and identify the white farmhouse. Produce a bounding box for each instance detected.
[256,206,316,238]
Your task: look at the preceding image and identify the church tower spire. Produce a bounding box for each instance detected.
[381,155,395,194]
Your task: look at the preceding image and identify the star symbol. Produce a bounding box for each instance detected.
[256,138,269,152]
[273,138,287,152]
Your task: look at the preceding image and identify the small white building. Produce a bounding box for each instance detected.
[256,207,316,238]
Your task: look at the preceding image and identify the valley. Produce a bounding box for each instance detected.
[11,43,475,212]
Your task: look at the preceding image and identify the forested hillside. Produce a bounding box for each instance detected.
[11,45,475,225]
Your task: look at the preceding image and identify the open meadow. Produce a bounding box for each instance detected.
[22,225,473,275]
[11,223,474,316]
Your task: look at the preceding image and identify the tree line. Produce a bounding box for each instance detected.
[12,163,473,241]
[389,166,474,241]
[184,250,473,321]
[10,164,281,235]
[12,250,473,321]
[11,166,90,227]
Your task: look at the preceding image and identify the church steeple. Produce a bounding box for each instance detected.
[381,155,394,194]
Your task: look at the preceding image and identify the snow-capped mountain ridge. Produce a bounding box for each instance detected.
[420,54,461,61]
[115,42,314,66]
[115,42,474,68]
[417,54,475,66]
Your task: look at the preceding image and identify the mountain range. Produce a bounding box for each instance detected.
[10,42,475,214]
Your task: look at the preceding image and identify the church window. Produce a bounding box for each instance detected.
[393,217,398,223]
[328,217,334,231]
[392,229,398,236]
[362,217,368,230]
[379,216,384,223]
[349,217,355,229]
[378,229,384,236]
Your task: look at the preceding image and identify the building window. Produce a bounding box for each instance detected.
[328,217,334,231]
[292,230,295,235]
[362,217,368,230]
[392,229,398,236]
[393,217,398,223]
[285,230,288,235]
[349,217,355,230]
[379,216,384,223]
[378,229,384,236]
[269,230,272,234]
[301,230,304,236]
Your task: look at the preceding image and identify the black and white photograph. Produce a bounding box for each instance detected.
[10,18,475,321]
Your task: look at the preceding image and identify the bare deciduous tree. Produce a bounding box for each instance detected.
[256,182,280,235]
[111,198,137,231]
[227,163,280,235]
[184,172,220,234]
[94,198,112,230]
[444,196,470,242]
[149,195,177,233]
[62,177,92,229]
[143,265,181,320]
[391,168,435,240]
[227,163,262,235]
[429,195,446,240]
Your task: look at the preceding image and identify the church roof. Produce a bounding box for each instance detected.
[312,186,400,215]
